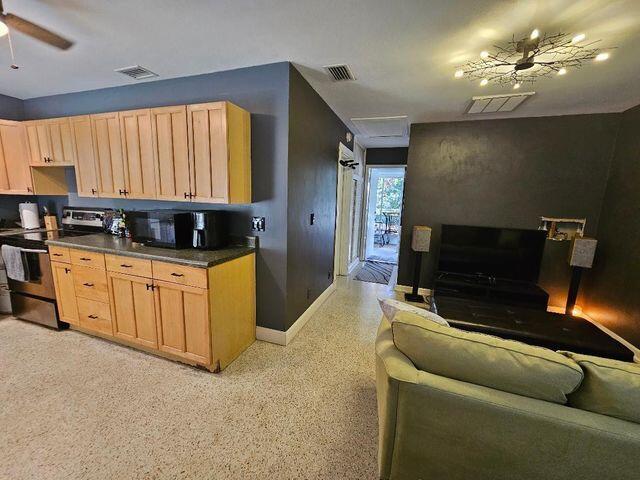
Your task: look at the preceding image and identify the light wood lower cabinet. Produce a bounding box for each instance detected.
[50,249,256,371]
[107,272,158,349]
[51,262,79,325]
[154,280,210,365]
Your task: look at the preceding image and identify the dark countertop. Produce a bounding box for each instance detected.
[46,234,255,268]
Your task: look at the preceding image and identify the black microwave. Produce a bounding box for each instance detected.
[127,210,193,249]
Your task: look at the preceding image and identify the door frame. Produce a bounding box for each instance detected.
[360,164,406,263]
[334,142,363,278]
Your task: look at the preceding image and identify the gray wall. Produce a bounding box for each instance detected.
[0,93,23,121]
[581,104,640,346]
[286,65,352,329]
[22,62,291,331]
[399,114,621,308]
[366,147,408,165]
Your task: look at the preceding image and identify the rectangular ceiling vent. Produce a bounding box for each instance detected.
[467,92,535,114]
[351,116,408,137]
[114,65,158,80]
[324,64,356,82]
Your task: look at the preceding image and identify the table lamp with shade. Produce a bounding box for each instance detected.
[405,226,431,303]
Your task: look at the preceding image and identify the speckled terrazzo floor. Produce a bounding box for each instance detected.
[1,276,393,480]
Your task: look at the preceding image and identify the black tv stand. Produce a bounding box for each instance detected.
[434,272,549,310]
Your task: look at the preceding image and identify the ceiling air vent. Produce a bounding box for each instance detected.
[324,64,356,82]
[114,65,158,80]
[467,92,535,114]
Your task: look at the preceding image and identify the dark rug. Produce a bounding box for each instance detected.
[354,261,394,285]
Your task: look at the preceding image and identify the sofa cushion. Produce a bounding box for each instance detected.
[378,297,449,326]
[562,352,640,424]
[391,311,583,403]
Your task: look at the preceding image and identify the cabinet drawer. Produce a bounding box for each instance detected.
[152,261,208,288]
[70,249,105,270]
[106,254,152,277]
[73,265,108,302]
[77,297,112,335]
[49,246,71,263]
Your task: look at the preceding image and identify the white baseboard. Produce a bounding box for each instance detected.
[394,284,432,296]
[347,258,360,275]
[256,282,337,346]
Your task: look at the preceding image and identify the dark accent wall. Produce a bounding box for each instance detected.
[366,147,408,165]
[581,104,640,346]
[399,114,621,308]
[0,93,24,121]
[22,62,291,331]
[286,65,352,329]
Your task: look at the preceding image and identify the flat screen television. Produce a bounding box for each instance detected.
[438,224,547,283]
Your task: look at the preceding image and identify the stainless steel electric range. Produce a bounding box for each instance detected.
[0,207,111,329]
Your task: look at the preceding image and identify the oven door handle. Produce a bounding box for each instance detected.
[20,248,49,254]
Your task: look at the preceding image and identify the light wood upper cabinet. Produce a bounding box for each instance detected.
[154,280,211,365]
[51,262,79,325]
[0,120,34,195]
[119,109,157,199]
[107,271,158,349]
[47,118,76,166]
[69,115,99,197]
[186,101,251,204]
[14,100,251,203]
[25,118,75,166]
[151,105,191,201]
[91,112,126,198]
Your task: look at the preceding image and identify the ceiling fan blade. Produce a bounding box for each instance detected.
[3,13,73,50]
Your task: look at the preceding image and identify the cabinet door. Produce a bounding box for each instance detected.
[187,102,229,203]
[25,121,47,166]
[69,115,99,197]
[91,112,126,198]
[151,105,191,201]
[47,118,76,165]
[0,120,34,195]
[154,280,210,365]
[119,109,156,199]
[51,262,79,325]
[107,272,158,349]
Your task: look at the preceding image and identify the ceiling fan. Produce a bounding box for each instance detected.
[0,0,73,50]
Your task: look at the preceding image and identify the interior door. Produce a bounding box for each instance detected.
[47,118,76,166]
[51,262,79,325]
[0,120,34,194]
[69,115,99,197]
[154,280,210,365]
[91,112,126,198]
[107,271,158,349]
[119,109,157,199]
[151,105,191,201]
[187,102,229,203]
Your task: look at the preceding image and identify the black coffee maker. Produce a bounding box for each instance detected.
[191,211,229,249]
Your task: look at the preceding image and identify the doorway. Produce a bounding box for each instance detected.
[363,166,405,265]
[334,142,364,278]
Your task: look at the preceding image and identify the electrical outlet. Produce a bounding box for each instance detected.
[310,213,315,225]
[252,217,266,232]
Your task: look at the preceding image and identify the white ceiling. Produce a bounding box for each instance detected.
[1,0,639,148]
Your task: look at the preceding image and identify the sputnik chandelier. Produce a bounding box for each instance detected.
[454,29,614,89]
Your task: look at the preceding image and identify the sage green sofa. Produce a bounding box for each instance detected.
[376,312,640,480]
